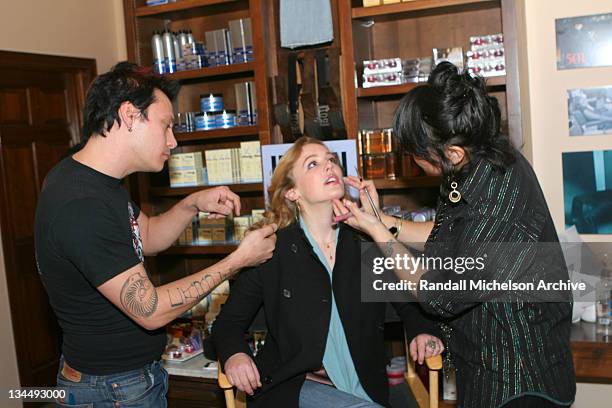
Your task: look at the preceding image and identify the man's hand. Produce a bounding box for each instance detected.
[409,334,445,365]
[231,224,277,269]
[224,353,261,395]
[188,186,241,218]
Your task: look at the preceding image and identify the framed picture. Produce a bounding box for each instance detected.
[562,150,612,234]
[556,12,612,70]
[567,86,612,136]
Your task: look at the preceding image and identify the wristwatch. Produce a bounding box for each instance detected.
[388,216,402,238]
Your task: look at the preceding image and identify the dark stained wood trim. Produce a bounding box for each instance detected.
[0,50,96,76]
[249,0,272,145]
[501,0,523,149]
[123,0,139,63]
[338,0,359,141]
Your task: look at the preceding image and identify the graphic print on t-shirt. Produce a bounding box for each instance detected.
[128,203,144,263]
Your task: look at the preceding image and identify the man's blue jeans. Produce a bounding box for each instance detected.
[55,356,168,407]
[299,379,384,408]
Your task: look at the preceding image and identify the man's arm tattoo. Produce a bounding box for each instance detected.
[166,270,228,308]
[384,240,394,257]
[121,272,158,318]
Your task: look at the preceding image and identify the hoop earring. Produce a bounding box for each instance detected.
[448,181,461,203]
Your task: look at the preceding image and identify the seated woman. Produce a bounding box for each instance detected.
[212,137,443,408]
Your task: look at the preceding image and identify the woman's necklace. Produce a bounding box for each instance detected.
[315,236,336,262]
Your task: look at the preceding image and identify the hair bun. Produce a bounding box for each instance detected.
[427,61,461,89]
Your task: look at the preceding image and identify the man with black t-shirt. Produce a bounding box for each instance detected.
[35,62,277,407]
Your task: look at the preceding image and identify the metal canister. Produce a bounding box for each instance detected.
[185,112,196,132]
[200,94,224,112]
[215,110,237,129]
[195,111,217,131]
[178,30,189,50]
[162,30,177,73]
[151,31,165,74]
[186,29,195,44]
[172,32,181,59]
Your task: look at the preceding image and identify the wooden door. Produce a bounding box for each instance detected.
[0,51,96,386]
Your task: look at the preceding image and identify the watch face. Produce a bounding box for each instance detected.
[389,227,398,235]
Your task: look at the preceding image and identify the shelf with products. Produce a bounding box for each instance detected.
[339,0,522,222]
[165,62,254,81]
[340,0,521,150]
[352,0,499,20]
[356,76,505,98]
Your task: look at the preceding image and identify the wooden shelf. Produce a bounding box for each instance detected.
[162,243,238,255]
[175,125,258,142]
[165,62,254,81]
[135,0,238,17]
[373,176,441,190]
[352,0,499,19]
[485,75,506,88]
[357,76,505,98]
[150,183,263,197]
[357,83,419,98]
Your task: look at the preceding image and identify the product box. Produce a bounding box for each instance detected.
[433,47,464,69]
[239,141,263,183]
[229,18,254,63]
[205,31,219,67]
[248,81,257,124]
[251,209,266,225]
[197,214,232,243]
[146,0,172,6]
[362,0,381,6]
[205,149,234,185]
[233,215,252,242]
[234,82,252,126]
[363,58,402,75]
[169,152,204,187]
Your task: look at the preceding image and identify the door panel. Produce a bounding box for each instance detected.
[0,88,30,125]
[0,51,95,387]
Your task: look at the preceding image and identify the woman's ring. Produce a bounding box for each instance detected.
[427,340,437,350]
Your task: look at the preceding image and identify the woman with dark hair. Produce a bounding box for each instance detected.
[213,137,444,408]
[333,62,576,408]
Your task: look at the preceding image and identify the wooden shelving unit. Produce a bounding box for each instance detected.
[122,1,273,402]
[338,0,522,213]
[374,176,441,190]
[150,183,262,197]
[162,243,238,255]
[134,0,238,17]
[175,125,259,142]
[165,62,254,81]
[352,0,499,19]
[357,76,505,98]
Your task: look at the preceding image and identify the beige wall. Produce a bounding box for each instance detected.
[0,0,127,73]
[0,0,127,401]
[521,0,612,243]
[519,0,612,406]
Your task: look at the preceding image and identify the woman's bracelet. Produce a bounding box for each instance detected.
[387,216,402,239]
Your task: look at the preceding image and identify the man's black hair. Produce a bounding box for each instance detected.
[79,61,180,147]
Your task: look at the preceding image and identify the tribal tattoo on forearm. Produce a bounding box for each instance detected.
[166,269,229,308]
[120,272,158,318]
